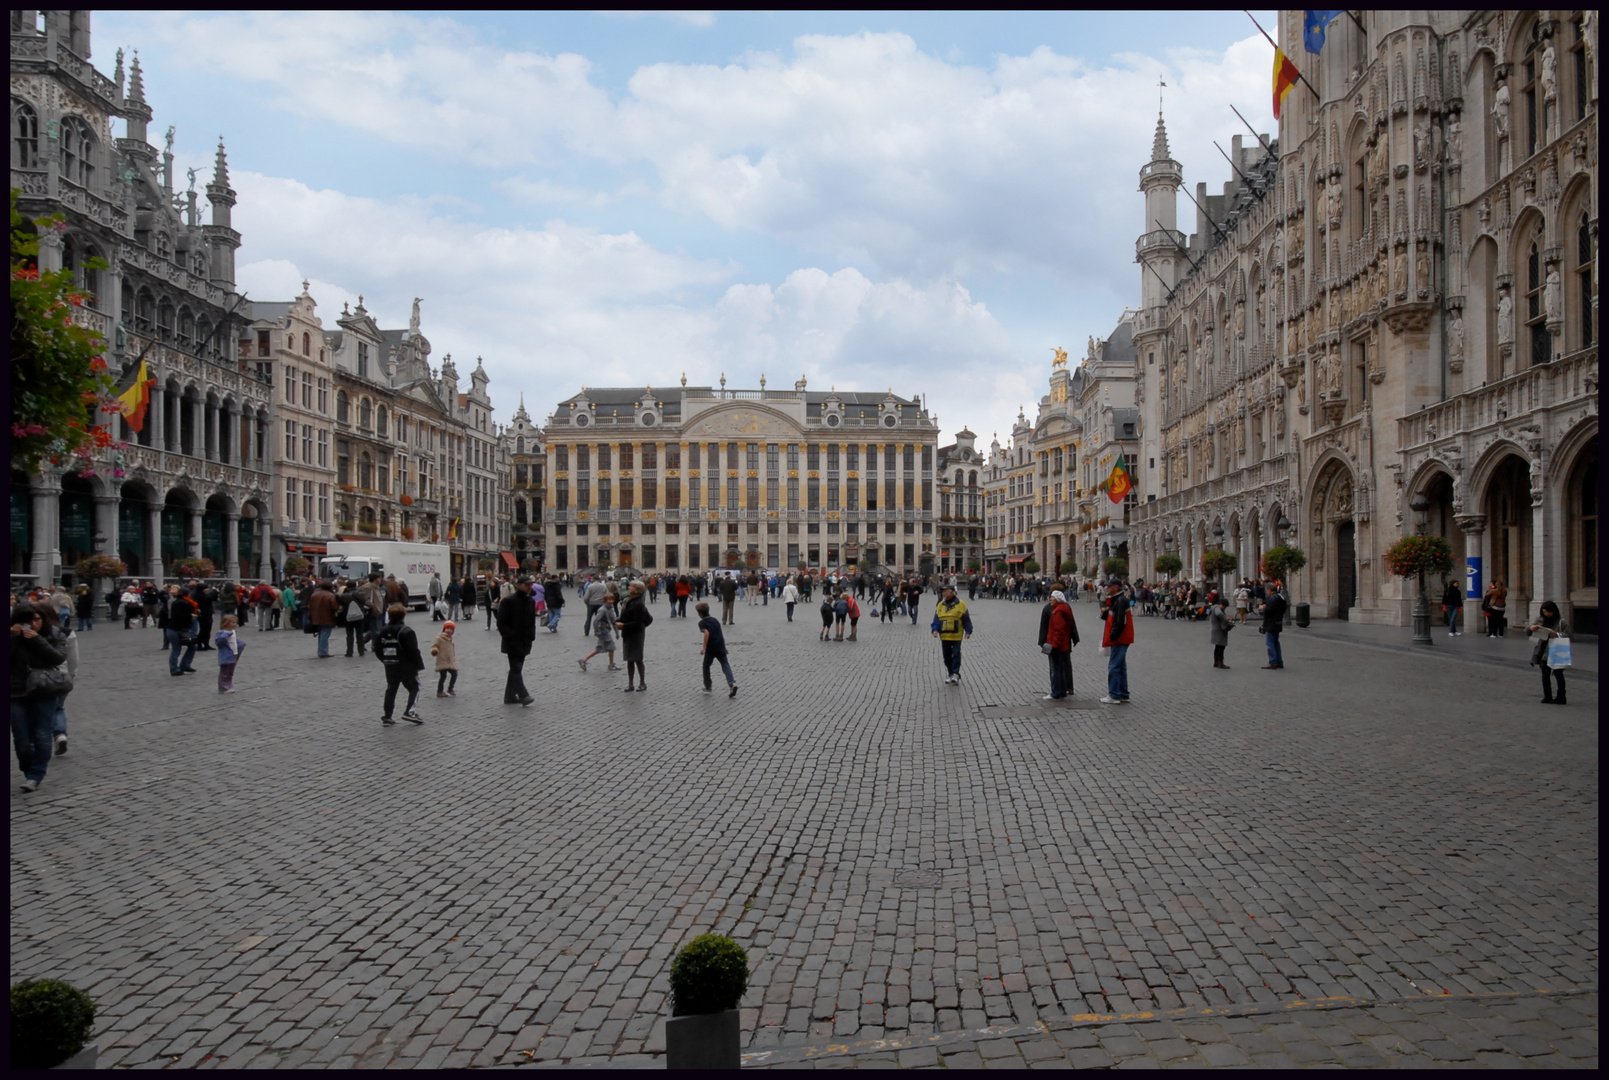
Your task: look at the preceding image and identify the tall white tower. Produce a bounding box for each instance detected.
[1135,109,1183,310]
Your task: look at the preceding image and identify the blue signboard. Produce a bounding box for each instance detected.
[1465,556,1482,600]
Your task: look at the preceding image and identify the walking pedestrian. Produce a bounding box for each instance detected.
[73,585,95,631]
[1442,576,1463,637]
[215,614,244,693]
[880,579,897,623]
[373,604,425,725]
[782,577,799,622]
[161,584,200,676]
[340,580,369,657]
[44,606,77,755]
[1233,580,1251,624]
[431,621,459,697]
[1526,601,1570,705]
[577,592,619,672]
[1259,580,1288,670]
[428,573,444,621]
[497,578,537,706]
[696,601,738,697]
[1099,580,1133,703]
[582,576,608,637]
[544,575,565,632]
[192,579,219,649]
[1209,591,1234,668]
[615,581,654,692]
[904,576,924,625]
[719,573,738,625]
[1039,589,1078,699]
[930,584,973,684]
[11,604,67,792]
[278,579,298,630]
[141,580,162,628]
[482,575,498,629]
[308,579,340,658]
[1483,579,1508,637]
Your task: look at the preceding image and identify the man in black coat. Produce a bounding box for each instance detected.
[191,579,219,650]
[543,576,565,632]
[497,577,537,705]
[1259,581,1289,670]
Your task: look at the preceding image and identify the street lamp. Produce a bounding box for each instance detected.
[1211,522,1225,594]
[1409,493,1434,646]
[1276,514,1292,627]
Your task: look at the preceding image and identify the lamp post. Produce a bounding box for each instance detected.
[1277,514,1292,627]
[1409,493,1434,646]
[1211,522,1225,594]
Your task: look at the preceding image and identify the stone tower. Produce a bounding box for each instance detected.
[1136,108,1183,311]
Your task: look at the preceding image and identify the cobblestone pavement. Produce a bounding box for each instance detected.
[10,596,1598,1068]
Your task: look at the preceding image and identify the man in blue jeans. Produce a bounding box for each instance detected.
[1099,580,1133,703]
[1260,582,1288,669]
[161,584,200,676]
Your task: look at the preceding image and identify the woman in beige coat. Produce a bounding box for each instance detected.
[431,621,459,697]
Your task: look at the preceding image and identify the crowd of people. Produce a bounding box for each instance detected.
[10,564,1577,792]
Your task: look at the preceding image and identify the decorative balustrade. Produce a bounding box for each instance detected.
[1397,349,1598,450]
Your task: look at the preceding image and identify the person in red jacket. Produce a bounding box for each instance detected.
[1040,589,1079,699]
[1099,580,1133,704]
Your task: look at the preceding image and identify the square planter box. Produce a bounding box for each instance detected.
[666,1009,739,1070]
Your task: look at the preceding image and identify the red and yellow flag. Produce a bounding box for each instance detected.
[1273,47,1301,121]
[117,359,153,432]
[1104,458,1132,505]
[447,517,460,542]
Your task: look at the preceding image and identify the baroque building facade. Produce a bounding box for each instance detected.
[506,398,545,569]
[982,409,1041,572]
[934,428,984,573]
[541,379,940,576]
[1130,9,1598,630]
[11,11,275,584]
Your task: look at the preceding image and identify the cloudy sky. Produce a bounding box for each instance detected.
[93,9,1277,445]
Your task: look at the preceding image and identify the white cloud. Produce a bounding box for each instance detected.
[596,11,717,29]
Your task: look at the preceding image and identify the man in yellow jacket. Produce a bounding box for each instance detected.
[930,584,973,685]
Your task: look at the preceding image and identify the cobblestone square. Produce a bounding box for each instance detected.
[10,597,1597,1067]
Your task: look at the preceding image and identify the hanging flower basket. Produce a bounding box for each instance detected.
[357,521,379,535]
[282,555,312,577]
[1201,549,1238,578]
[400,527,416,540]
[169,557,215,579]
[75,555,126,580]
[400,495,415,506]
[1260,545,1307,578]
[1384,534,1454,579]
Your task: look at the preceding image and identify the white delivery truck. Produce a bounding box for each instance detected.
[318,541,450,610]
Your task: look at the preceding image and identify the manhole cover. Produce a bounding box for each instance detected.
[894,870,941,888]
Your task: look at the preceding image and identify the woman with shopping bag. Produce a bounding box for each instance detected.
[1525,601,1570,705]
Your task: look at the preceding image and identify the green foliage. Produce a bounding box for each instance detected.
[669,934,750,1016]
[476,557,497,571]
[967,559,982,571]
[281,556,312,577]
[169,557,216,579]
[1022,560,1041,574]
[1102,556,1128,578]
[10,978,96,1068]
[1201,549,1238,577]
[1260,545,1308,578]
[10,190,118,474]
[1058,560,1077,575]
[75,555,126,579]
[1153,553,1183,577]
[1384,534,1455,578]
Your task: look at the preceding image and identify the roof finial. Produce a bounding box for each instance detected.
[212,136,230,186]
[128,50,146,104]
[1151,78,1171,163]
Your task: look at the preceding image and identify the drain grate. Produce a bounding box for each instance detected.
[894,870,942,888]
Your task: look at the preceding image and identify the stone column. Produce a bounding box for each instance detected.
[148,504,165,583]
[150,380,165,450]
[93,491,120,557]
[257,518,273,582]
[204,400,218,462]
[1530,487,1548,629]
[225,512,241,580]
[188,506,204,558]
[30,472,63,584]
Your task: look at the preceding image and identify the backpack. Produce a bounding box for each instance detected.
[374,625,404,665]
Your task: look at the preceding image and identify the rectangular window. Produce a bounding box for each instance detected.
[767,544,779,568]
[904,478,915,507]
[357,341,369,377]
[885,445,897,471]
[318,483,329,523]
[767,478,779,510]
[689,543,700,568]
[787,443,799,470]
[284,364,296,401]
[302,424,313,462]
[598,444,611,470]
[886,478,897,508]
[904,445,915,471]
[577,445,590,470]
[727,442,739,470]
[827,444,839,472]
[666,443,680,470]
[283,419,296,461]
[747,477,759,508]
[619,479,634,510]
[302,371,313,408]
[747,442,759,470]
[577,479,590,509]
[787,478,799,511]
[689,477,701,509]
[827,478,840,511]
[848,445,859,471]
[257,330,271,356]
[302,481,314,523]
[556,545,568,570]
[807,444,820,471]
[904,543,915,565]
[788,542,799,566]
[726,476,739,510]
[556,480,569,511]
[285,488,296,519]
[317,430,329,467]
[515,463,528,485]
[767,443,778,473]
[642,478,658,509]
[666,544,680,568]
[642,544,657,569]
[707,443,720,471]
[866,480,877,510]
[667,477,681,508]
[337,442,350,484]
[642,442,657,469]
[847,478,859,508]
[807,477,820,511]
[709,543,721,567]
[317,378,328,414]
[556,445,569,471]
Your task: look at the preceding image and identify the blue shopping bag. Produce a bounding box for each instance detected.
[1546,637,1572,668]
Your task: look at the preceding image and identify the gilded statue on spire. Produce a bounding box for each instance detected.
[1050,346,1068,368]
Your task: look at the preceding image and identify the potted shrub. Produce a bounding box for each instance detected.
[1260,544,1309,625]
[11,978,97,1069]
[169,556,215,579]
[477,557,497,572]
[1102,556,1127,579]
[1201,549,1238,584]
[967,559,982,572]
[282,555,312,578]
[666,933,749,1070]
[1022,559,1040,574]
[1058,559,1077,576]
[1153,553,1183,578]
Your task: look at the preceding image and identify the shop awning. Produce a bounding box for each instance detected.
[500,551,519,569]
[1006,555,1028,564]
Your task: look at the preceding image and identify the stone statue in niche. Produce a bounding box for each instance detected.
[1492,79,1511,140]
[1540,38,1558,104]
[1394,248,1409,297]
[1544,266,1562,328]
[1447,118,1463,166]
[1416,246,1430,297]
[1413,119,1430,167]
[1497,288,1514,343]
[1449,313,1465,372]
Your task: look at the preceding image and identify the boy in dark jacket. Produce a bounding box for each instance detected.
[375,604,425,725]
[695,602,738,697]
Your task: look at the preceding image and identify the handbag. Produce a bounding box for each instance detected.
[1546,637,1572,668]
[26,666,74,696]
[1040,642,1054,655]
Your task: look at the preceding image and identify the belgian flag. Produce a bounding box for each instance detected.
[116,359,153,432]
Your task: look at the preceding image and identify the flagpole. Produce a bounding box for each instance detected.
[1244,10,1321,101]
[1229,104,1277,158]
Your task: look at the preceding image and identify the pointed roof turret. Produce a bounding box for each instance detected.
[1151,109,1171,164]
[212,137,231,188]
[127,50,146,104]
[513,393,531,423]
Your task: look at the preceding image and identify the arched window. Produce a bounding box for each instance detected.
[359,398,372,430]
[969,471,978,488]
[177,307,195,347]
[58,116,94,188]
[196,317,213,357]
[302,331,311,355]
[157,299,176,341]
[954,470,963,486]
[336,390,349,423]
[135,288,155,331]
[375,405,389,438]
[358,453,373,489]
[12,99,38,168]
[517,436,525,454]
[1518,18,1543,160]
[1577,211,1595,350]
[337,502,351,527]
[1525,240,1551,366]
[155,232,171,259]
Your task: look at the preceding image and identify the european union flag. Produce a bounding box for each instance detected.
[1304,10,1343,54]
